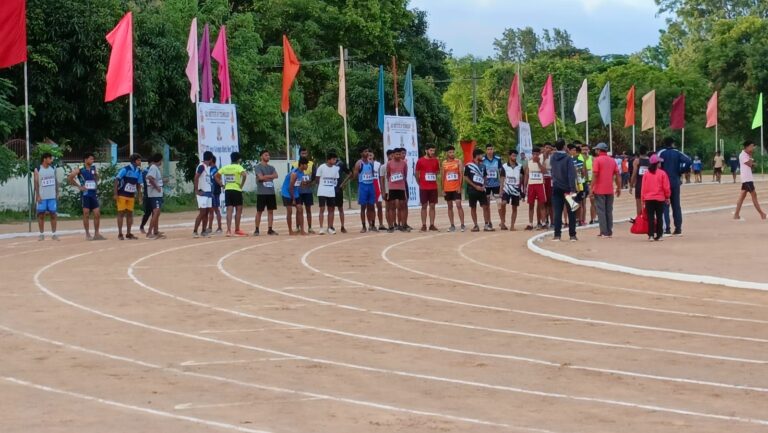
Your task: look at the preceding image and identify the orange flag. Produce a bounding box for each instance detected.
[105,12,133,102]
[624,85,635,127]
[281,35,300,113]
[706,91,718,128]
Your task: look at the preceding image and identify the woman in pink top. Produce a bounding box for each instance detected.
[641,154,671,241]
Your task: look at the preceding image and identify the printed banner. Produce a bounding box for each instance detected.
[383,116,420,208]
[518,121,533,160]
[197,102,239,167]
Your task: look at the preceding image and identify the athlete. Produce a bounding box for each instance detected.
[441,145,465,232]
[728,153,739,183]
[466,149,493,232]
[34,152,59,241]
[370,152,387,230]
[192,151,214,238]
[542,142,554,227]
[254,150,279,236]
[733,140,767,220]
[207,155,223,234]
[215,151,247,237]
[114,153,143,240]
[386,147,410,232]
[282,157,309,235]
[334,156,350,233]
[629,145,650,217]
[292,148,316,234]
[415,144,440,232]
[713,151,725,183]
[316,152,340,234]
[579,143,596,224]
[381,149,395,229]
[145,153,165,239]
[500,149,524,231]
[67,152,105,240]
[692,156,703,183]
[346,148,377,233]
[482,144,502,229]
[524,147,547,230]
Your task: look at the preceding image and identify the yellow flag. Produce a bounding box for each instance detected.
[641,90,655,131]
[337,45,346,119]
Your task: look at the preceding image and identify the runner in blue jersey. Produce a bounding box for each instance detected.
[67,152,106,240]
[482,144,503,229]
[281,157,309,235]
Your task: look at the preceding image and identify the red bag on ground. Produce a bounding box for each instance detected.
[630,210,649,235]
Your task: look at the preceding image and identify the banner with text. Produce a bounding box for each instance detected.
[383,116,420,208]
[197,102,239,167]
[518,121,533,161]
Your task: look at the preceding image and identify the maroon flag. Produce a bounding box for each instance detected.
[670,94,685,129]
[0,0,27,69]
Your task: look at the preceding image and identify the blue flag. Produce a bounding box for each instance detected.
[598,81,611,126]
[378,65,385,133]
[404,64,414,116]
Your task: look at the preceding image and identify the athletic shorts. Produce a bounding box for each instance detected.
[256,194,277,212]
[225,190,243,207]
[334,187,344,207]
[212,193,221,208]
[298,192,314,206]
[196,195,212,209]
[485,186,500,197]
[282,196,300,207]
[527,184,546,204]
[36,198,57,214]
[634,183,643,200]
[81,195,99,211]
[742,181,755,193]
[714,167,723,174]
[544,177,553,203]
[693,170,701,175]
[468,191,488,209]
[358,184,376,206]
[387,189,406,202]
[420,189,438,205]
[501,192,520,206]
[116,196,135,212]
[318,196,335,207]
[148,197,164,210]
[444,191,461,201]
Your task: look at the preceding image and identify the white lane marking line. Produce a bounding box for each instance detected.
[174,398,323,410]
[296,238,768,364]
[528,204,768,291]
[383,234,768,325]
[2,376,274,433]
[0,325,529,432]
[37,251,768,426]
[130,241,768,394]
[458,234,768,309]
[199,327,304,334]
[180,358,298,366]
[281,285,358,291]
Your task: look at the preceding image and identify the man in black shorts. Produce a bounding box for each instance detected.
[465,149,494,232]
[334,155,350,233]
[254,150,278,235]
[500,149,524,230]
[733,140,767,220]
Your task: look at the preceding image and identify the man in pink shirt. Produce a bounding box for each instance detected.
[733,140,767,220]
[590,143,621,237]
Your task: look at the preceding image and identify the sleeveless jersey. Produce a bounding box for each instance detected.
[442,159,461,192]
[358,160,375,185]
[527,159,545,185]
[78,165,98,198]
[502,163,522,196]
[636,157,650,189]
[281,167,303,199]
[37,165,56,200]
[387,160,407,190]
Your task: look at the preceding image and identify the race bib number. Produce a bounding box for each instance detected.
[263,181,274,188]
[223,174,236,184]
[322,177,337,187]
[84,180,97,190]
[425,173,437,182]
[487,170,498,179]
[123,183,137,193]
[302,175,311,182]
[362,173,374,182]
[472,174,484,184]
[294,180,302,187]
[505,176,519,186]
[446,172,459,181]
[529,172,543,181]
[390,172,404,182]
[41,178,55,187]
[638,167,648,176]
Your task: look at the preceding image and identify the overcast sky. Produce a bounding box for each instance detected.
[409,0,667,58]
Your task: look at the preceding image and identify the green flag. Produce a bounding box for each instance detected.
[752,93,763,129]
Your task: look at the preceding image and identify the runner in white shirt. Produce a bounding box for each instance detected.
[315,152,341,234]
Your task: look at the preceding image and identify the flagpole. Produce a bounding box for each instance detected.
[129,92,134,155]
[24,62,32,233]
[609,123,613,154]
[559,84,565,136]
[681,127,685,154]
[554,116,558,141]
[653,126,656,151]
[392,56,399,117]
[285,112,290,163]
[632,125,635,154]
[715,123,718,154]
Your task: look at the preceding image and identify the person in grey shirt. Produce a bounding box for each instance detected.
[254,150,279,235]
[34,152,59,241]
[145,153,165,239]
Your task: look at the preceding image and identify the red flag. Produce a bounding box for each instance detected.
[507,73,522,128]
[211,25,231,103]
[281,35,300,113]
[0,0,26,69]
[706,91,718,128]
[105,12,133,102]
[670,94,685,129]
[624,85,635,127]
[538,74,555,127]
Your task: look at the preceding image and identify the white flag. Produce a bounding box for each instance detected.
[185,18,199,103]
[573,79,588,124]
[337,45,346,119]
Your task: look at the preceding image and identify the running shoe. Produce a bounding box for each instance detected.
[38,234,45,241]
[471,225,480,232]
[340,226,347,234]
[253,228,260,236]
[201,231,211,238]
[429,225,439,232]
[673,229,682,236]
[483,224,495,232]
[403,225,412,233]
[378,225,387,231]
[569,236,578,242]
[85,234,93,241]
[318,228,326,235]
[360,227,368,234]
[369,226,378,232]
[387,227,395,233]
[193,231,200,238]
[235,230,248,237]
[126,233,138,240]
[420,225,428,232]
[118,234,125,241]
[147,234,157,239]
[267,229,278,236]
[51,234,60,241]
[215,228,223,235]
[499,224,509,231]
[308,228,316,234]
[328,227,337,235]
[92,234,106,241]
[448,225,456,232]
[551,236,561,242]
[460,224,466,232]
[664,228,671,235]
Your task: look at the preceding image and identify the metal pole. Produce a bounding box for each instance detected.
[653,126,656,151]
[471,65,477,125]
[632,125,636,154]
[560,84,566,136]
[609,123,613,154]
[285,111,290,163]
[129,93,134,155]
[554,116,558,141]
[24,62,31,232]
[715,123,718,154]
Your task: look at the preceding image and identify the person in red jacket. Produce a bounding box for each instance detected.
[641,154,671,241]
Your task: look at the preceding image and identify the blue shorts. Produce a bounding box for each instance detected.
[82,195,100,210]
[212,193,221,208]
[299,192,314,206]
[358,184,375,206]
[149,197,164,210]
[36,199,57,214]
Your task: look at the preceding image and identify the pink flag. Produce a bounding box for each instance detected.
[105,12,133,102]
[211,25,231,103]
[185,18,199,103]
[507,73,522,128]
[706,91,717,128]
[538,74,555,127]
